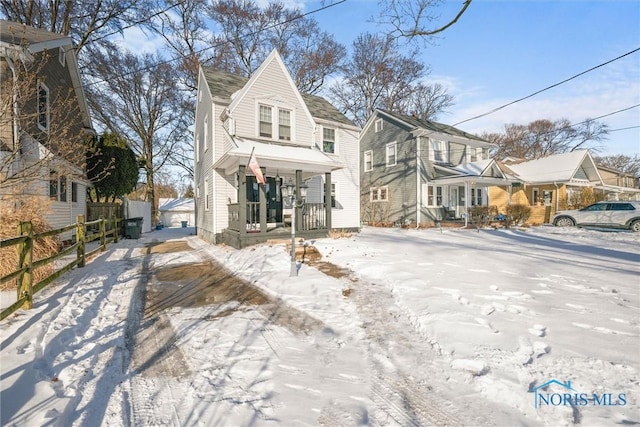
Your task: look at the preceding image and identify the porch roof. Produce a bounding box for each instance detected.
[431,175,514,186]
[213,137,344,175]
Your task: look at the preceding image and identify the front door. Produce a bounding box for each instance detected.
[246,176,283,224]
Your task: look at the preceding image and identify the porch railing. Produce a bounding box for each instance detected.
[225,202,328,233]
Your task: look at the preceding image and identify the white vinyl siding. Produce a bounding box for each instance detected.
[231,58,314,146]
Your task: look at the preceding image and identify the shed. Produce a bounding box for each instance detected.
[158,198,195,227]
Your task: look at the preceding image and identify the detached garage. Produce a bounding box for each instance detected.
[158,198,195,227]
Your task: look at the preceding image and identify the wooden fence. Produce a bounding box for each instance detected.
[0,215,121,321]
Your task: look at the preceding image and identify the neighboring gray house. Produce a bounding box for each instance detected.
[0,20,94,236]
[360,109,512,226]
[194,49,361,248]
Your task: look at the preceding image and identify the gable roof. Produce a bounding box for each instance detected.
[505,150,603,185]
[200,61,355,127]
[366,109,492,146]
[0,20,93,132]
[0,19,69,52]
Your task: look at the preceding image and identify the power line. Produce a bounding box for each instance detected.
[84,0,347,87]
[609,125,640,133]
[453,47,640,127]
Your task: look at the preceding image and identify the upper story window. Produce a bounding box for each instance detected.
[386,142,397,167]
[204,114,209,151]
[58,48,66,67]
[259,103,294,141]
[375,118,383,132]
[279,109,291,141]
[430,140,447,162]
[38,81,50,132]
[363,150,372,172]
[259,105,273,138]
[322,127,335,154]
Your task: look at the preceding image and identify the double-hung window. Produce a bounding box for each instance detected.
[38,81,49,132]
[363,150,372,172]
[71,182,78,203]
[375,118,383,132]
[471,188,483,206]
[426,185,442,206]
[259,105,273,138]
[386,142,397,167]
[322,127,335,154]
[279,109,291,141]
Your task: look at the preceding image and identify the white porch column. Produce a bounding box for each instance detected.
[464,181,470,227]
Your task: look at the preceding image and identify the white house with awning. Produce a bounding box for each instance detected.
[194,50,360,247]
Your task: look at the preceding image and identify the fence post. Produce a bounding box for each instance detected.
[112,216,118,244]
[99,215,106,251]
[77,215,85,268]
[17,221,33,310]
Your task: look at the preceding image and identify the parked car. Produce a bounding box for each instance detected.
[552,201,640,232]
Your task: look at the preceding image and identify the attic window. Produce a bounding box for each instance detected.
[38,81,50,132]
[58,48,66,67]
[375,118,383,132]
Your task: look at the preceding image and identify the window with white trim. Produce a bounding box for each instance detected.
[195,132,200,162]
[370,186,389,202]
[58,47,66,66]
[363,150,372,172]
[204,114,209,151]
[71,182,78,203]
[279,109,291,141]
[59,176,67,202]
[430,140,447,162]
[375,118,383,132]
[426,185,443,206]
[471,188,483,206]
[386,142,397,167]
[49,170,58,200]
[259,105,272,138]
[204,178,209,210]
[38,81,49,131]
[322,127,335,154]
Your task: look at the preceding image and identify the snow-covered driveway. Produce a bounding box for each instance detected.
[1,225,638,426]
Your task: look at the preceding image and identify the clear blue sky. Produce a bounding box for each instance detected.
[306,0,640,157]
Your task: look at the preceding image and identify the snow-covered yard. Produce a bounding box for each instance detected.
[1,225,638,426]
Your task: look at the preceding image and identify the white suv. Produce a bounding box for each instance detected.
[552,201,640,232]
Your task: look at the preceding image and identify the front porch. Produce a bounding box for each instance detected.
[219,169,334,249]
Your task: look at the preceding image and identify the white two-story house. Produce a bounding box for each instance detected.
[194,50,360,248]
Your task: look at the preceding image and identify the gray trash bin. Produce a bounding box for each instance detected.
[125,217,143,239]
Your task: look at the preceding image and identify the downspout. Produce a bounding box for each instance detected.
[416,136,421,226]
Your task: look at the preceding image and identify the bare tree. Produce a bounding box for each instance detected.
[0,0,155,54]
[204,0,344,93]
[85,45,192,221]
[395,82,454,121]
[484,118,609,160]
[329,33,453,127]
[0,48,94,199]
[594,154,640,177]
[376,0,473,42]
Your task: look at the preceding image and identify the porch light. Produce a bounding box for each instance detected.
[280,178,308,276]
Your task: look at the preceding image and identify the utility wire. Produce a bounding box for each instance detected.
[453,47,640,126]
[84,0,346,87]
[609,125,640,133]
